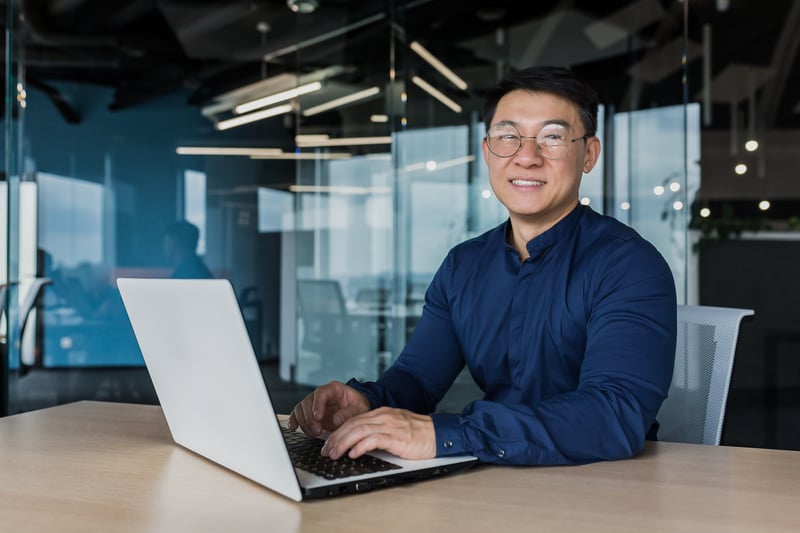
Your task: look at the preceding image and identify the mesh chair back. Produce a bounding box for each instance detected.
[657,305,754,445]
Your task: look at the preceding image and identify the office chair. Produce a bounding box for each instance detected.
[296,279,377,384]
[657,304,754,445]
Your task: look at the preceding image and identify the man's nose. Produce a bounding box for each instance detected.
[515,136,543,160]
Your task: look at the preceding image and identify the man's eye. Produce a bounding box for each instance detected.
[499,134,520,142]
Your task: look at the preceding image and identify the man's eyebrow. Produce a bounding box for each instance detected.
[491,118,572,129]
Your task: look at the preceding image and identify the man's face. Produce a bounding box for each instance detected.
[482,90,600,231]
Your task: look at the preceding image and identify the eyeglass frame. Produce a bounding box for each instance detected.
[483,122,592,160]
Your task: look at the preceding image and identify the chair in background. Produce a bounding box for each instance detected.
[296,279,377,384]
[657,304,754,445]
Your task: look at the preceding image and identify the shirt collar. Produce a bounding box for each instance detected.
[503,203,585,261]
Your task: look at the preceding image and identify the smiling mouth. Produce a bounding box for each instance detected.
[511,179,545,186]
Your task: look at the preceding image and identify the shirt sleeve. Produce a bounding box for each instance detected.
[348,253,468,414]
[352,237,677,466]
[434,241,677,465]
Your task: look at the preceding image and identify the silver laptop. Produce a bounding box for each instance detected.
[117,277,477,502]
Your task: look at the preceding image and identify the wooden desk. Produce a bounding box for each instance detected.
[1,401,799,532]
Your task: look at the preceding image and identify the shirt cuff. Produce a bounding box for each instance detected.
[431,413,468,456]
[345,378,381,410]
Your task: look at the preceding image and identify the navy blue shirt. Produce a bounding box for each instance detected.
[349,205,677,465]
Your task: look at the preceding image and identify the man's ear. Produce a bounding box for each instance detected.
[583,136,601,173]
[481,137,491,167]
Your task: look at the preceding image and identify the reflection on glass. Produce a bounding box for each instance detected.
[613,103,701,304]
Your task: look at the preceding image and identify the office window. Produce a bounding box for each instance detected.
[184,169,207,255]
[39,173,103,267]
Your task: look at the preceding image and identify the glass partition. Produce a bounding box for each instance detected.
[2,1,704,417]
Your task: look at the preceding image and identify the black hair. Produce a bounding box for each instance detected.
[482,66,599,136]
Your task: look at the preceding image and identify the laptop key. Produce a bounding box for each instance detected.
[281,426,401,479]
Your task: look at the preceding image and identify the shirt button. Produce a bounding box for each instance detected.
[497,449,505,458]
[443,440,453,449]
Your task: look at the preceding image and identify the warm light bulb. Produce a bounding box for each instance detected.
[700,207,711,218]
[734,163,748,175]
[758,200,770,211]
[745,139,759,152]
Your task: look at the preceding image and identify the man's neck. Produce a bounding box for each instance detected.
[507,203,579,261]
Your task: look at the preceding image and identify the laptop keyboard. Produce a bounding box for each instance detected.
[281,426,402,480]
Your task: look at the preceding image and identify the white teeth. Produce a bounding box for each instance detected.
[511,179,544,186]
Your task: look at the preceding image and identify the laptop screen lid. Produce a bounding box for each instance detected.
[117,277,477,501]
[117,277,303,501]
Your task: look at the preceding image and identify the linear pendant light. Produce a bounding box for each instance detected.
[411,76,462,113]
[409,41,468,91]
[175,146,351,160]
[234,81,322,114]
[295,134,392,147]
[301,86,381,116]
[215,104,293,131]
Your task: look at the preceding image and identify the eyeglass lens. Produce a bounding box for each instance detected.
[486,123,573,159]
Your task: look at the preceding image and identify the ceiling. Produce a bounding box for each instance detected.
[8,0,800,132]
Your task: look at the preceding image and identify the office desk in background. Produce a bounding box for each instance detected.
[1,402,799,532]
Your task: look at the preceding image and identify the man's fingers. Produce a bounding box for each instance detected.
[290,381,368,438]
[320,408,436,461]
[332,403,367,427]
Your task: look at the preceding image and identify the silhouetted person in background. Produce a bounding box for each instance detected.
[163,220,213,279]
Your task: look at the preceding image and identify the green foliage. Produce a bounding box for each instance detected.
[689,202,772,252]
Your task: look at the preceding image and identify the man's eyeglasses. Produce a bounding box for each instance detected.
[484,123,590,159]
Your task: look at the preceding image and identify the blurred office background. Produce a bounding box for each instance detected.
[1,0,798,451]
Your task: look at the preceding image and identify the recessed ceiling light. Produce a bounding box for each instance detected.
[287,0,319,14]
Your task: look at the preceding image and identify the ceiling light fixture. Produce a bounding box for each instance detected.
[176,147,283,156]
[295,134,393,147]
[400,155,474,174]
[215,104,293,131]
[287,0,319,14]
[409,41,468,91]
[250,152,351,160]
[301,86,381,116]
[234,81,322,114]
[289,185,393,195]
[411,76,462,113]
[176,146,351,160]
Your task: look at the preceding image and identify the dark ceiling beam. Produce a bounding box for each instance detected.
[106,0,159,30]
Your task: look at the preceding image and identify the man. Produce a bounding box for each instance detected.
[289,66,677,465]
[163,220,214,279]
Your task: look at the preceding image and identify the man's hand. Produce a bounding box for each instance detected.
[320,407,436,461]
[287,380,371,438]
